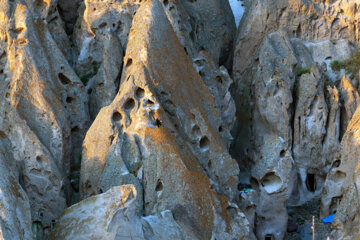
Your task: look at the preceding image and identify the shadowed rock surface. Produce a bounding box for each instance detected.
[2,0,360,239]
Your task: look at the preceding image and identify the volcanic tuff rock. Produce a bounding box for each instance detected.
[3,0,360,239]
[78,1,253,239]
[0,0,90,237]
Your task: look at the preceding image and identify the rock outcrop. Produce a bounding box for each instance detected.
[0,0,90,237]
[77,0,251,239]
[49,185,196,240]
[2,0,360,239]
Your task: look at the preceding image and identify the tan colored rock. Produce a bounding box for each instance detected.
[340,74,360,137]
[192,50,236,149]
[49,185,195,240]
[75,0,141,119]
[0,0,90,235]
[80,1,252,239]
[234,0,360,76]
[161,0,236,66]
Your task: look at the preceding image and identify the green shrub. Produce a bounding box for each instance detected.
[330,60,340,71]
[295,67,310,77]
[330,49,360,79]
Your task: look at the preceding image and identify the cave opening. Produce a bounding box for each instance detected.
[306,173,316,192]
[265,234,274,240]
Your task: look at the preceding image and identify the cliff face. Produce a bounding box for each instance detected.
[1,0,360,239]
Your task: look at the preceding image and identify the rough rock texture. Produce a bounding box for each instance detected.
[0,136,32,240]
[249,32,297,239]
[77,0,252,239]
[231,0,357,178]
[325,105,360,239]
[292,65,328,204]
[49,185,195,240]
[2,0,360,239]
[74,0,140,119]
[0,0,90,237]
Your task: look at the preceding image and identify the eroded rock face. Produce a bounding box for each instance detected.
[78,0,251,239]
[0,135,32,240]
[325,105,360,239]
[0,0,90,236]
[249,32,297,239]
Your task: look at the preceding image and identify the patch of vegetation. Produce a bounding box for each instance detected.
[295,67,310,77]
[330,49,360,79]
[330,60,340,71]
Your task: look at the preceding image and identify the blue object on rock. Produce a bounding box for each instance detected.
[322,214,335,224]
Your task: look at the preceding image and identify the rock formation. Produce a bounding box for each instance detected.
[1,0,360,239]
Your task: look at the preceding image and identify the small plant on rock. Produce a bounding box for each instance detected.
[295,67,310,77]
[330,49,360,79]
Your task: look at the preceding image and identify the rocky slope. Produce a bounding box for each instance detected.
[1,0,360,239]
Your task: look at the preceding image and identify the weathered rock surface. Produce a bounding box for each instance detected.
[2,0,360,239]
[325,105,360,239]
[0,136,32,240]
[0,0,90,237]
[78,0,251,239]
[49,185,197,240]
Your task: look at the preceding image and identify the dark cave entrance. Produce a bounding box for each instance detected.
[306,173,316,192]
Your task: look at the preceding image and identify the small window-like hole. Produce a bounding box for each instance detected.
[66,96,74,103]
[332,159,341,168]
[199,136,210,151]
[156,119,162,127]
[58,73,71,84]
[218,125,223,132]
[208,161,212,168]
[265,234,274,240]
[87,88,93,94]
[71,126,80,133]
[192,125,201,137]
[136,87,145,98]
[109,135,115,144]
[216,76,223,84]
[99,22,107,28]
[280,150,286,158]
[155,180,163,191]
[112,111,122,123]
[126,58,133,67]
[163,0,169,5]
[123,98,135,110]
[306,173,316,192]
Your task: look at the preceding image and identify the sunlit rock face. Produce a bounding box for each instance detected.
[0,0,90,237]
[2,0,360,238]
[77,0,252,239]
